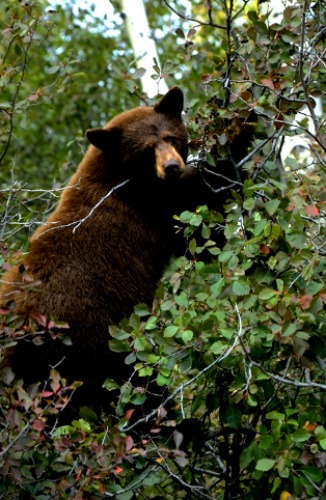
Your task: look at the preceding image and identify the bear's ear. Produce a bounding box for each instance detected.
[86,127,121,151]
[154,86,184,118]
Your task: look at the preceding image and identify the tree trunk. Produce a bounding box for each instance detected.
[120,0,168,97]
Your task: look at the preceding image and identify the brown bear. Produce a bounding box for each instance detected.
[0,87,199,420]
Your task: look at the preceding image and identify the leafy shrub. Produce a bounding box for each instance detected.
[1,0,325,498]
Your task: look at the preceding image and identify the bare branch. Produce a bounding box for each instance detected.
[249,360,326,391]
[33,178,131,238]
[102,466,160,497]
[162,0,226,30]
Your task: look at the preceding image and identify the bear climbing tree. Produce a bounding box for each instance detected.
[1,87,187,415]
[0,86,251,424]
[1,3,325,498]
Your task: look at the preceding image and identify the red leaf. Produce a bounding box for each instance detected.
[299,295,313,309]
[201,74,213,83]
[261,79,275,89]
[32,418,46,431]
[0,307,10,315]
[2,28,13,37]
[125,408,135,420]
[274,112,283,129]
[158,406,167,418]
[304,205,319,216]
[41,390,54,398]
[30,313,48,327]
[50,369,61,393]
[112,466,123,475]
[303,420,317,432]
[28,93,40,102]
[125,435,134,451]
[260,244,270,255]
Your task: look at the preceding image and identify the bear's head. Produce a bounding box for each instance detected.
[86,87,188,182]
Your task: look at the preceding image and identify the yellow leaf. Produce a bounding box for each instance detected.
[280,492,292,500]
[303,420,317,432]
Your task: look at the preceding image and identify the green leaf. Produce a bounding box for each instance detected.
[240,440,259,469]
[72,71,87,79]
[71,419,91,432]
[124,352,137,365]
[287,231,306,249]
[175,27,185,38]
[131,392,147,405]
[265,199,280,216]
[258,288,278,301]
[175,292,189,307]
[189,238,197,256]
[201,224,211,240]
[182,329,193,343]
[282,322,297,337]
[102,379,120,391]
[179,210,193,223]
[255,458,276,471]
[247,394,258,406]
[138,366,153,377]
[260,434,273,450]
[164,325,179,338]
[210,278,225,296]
[232,280,250,296]
[301,466,323,483]
[319,438,326,450]
[220,328,233,339]
[109,326,130,340]
[134,336,150,351]
[190,213,202,226]
[218,250,234,262]
[292,428,311,443]
[270,223,281,240]
[145,316,157,330]
[132,67,146,79]
[109,339,130,352]
[305,281,323,295]
[266,411,285,421]
[143,471,163,486]
[117,491,134,500]
[134,303,151,317]
[222,405,242,429]
[47,65,61,74]
[129,313,140,329]
[209,341,225,355]
[156,373,171,386]
[228,254,239,270]
[0,102,13,109]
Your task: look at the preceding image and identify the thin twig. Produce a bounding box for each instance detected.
[122,303,244,432]
[162,0,226,30]
[34,178,131,238]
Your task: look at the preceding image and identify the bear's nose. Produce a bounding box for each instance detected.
[164,160,181,176]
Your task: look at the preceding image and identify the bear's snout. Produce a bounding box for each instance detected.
[164,158,182,177]
[155,142,186,180]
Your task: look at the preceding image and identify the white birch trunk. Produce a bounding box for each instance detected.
[120,0,168,97]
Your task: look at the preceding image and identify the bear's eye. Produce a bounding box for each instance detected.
[166,136,180,147]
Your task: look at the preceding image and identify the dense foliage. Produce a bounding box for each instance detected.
[0,0,325,498]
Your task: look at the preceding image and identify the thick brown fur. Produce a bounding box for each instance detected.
[0,87,202,416]
[0,87,252,420]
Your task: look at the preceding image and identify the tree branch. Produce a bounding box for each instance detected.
[162,0,226,30]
